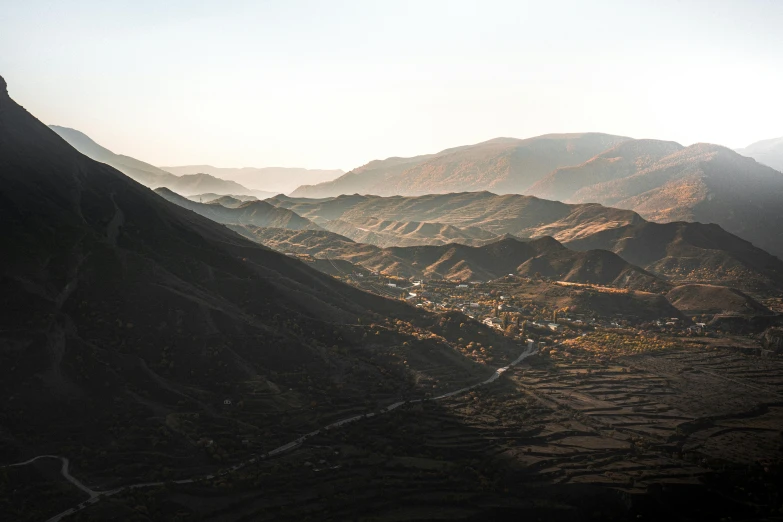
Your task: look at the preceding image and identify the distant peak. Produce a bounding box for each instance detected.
[0,75,7,96]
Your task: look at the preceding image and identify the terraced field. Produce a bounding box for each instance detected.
[67,347,783,521]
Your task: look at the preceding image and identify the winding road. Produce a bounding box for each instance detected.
[4,343,536,522]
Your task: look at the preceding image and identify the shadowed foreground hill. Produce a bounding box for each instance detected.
[0,76,519,486]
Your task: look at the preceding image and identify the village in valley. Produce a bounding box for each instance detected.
[306,264,782,364]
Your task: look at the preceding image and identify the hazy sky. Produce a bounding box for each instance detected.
[2,0,782,170]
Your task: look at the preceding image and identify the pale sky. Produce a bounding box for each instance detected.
[2,0,782,170]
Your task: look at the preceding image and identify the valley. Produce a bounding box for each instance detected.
[2,68,782,522]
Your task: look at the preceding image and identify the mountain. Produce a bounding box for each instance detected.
[266,192,783,292]
[49,125,271,197]
[291,135,783,259]
[161,165,344,194]
[528,139,684,202]
[736,136,783,171]
[1,76,520,488]
[666,284,773,316]
[188,193,260,204]
[268,192,644,242]
[201,195,248,208]
[322,217,501,247]
[551,142,783,259]
[154,188,322,230]
[291,133,629,197]
[235,226,666,290]
[509,283,685,322]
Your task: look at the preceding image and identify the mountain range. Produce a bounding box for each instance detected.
[154,188,321,230]
[50,125,783,260]
[291,133,629,197]
[261,192,783,292]
[530,141,783,259]
[161,165,344,194]
[49,125,275,198]
[289,134,783,259]
[231,227,666,290]
[1,76,519,481]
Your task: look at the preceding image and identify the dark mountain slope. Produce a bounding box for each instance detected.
[0,76,519,487]
[291,133,629,197]
[155,187,321,231]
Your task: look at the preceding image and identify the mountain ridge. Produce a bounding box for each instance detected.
[291,133,630,197]
[162,165,345,194]
[49,125,274,198]
[261,192,783,292]
[736,136,783,171]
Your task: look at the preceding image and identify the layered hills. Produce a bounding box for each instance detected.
[162,165,344,194]
[559,143,783,258]
[49,125,274,198]
[263,192,783,292]
[291,134,783,259]
[528,139,684,202]
[155,187,321,230]
[267,192,644,242]
[323,217,501,247]
[0,76,519,484]
[291,134,629,197]
[234,226,667,290]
